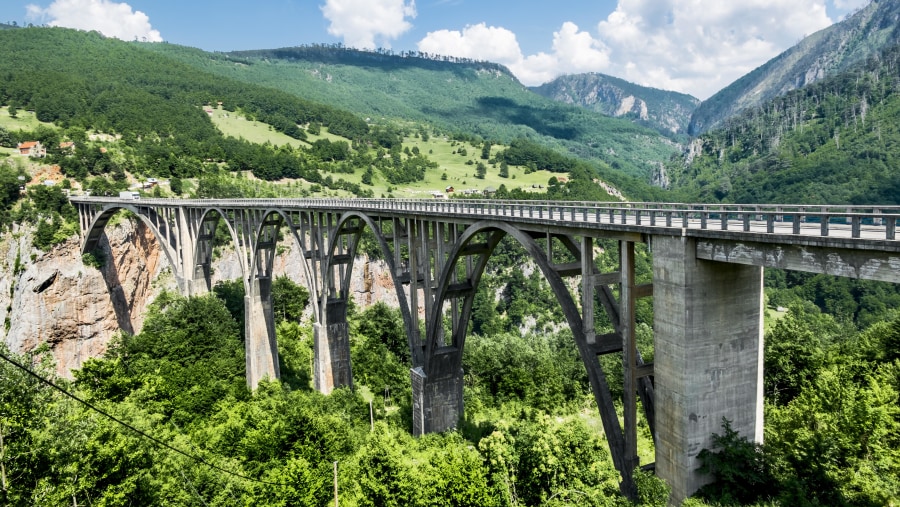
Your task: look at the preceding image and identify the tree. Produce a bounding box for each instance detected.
[481,141,491,160]
[476,162,487,179]
[0,344,54,505]
[124,293,245,425]
[499,159,509,178]
[272,275,309,324]
[764,305,828,405]
[696,418,778,504]
[169,177,183,196]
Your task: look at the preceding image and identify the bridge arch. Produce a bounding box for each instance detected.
[243,208,332,388]
[423,220,633,489]
[82,205,180,282]
[191,207,244,295]
[321,211,423,367]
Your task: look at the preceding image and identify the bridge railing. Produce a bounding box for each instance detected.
[70,197,900,242]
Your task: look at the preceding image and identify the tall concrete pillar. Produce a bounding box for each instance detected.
[313,299,353,393]
[188,263,211,296]
[245,277,280,389]
[651,235,764,504]
[411,351,463,435]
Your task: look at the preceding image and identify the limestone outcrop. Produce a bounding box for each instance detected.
[1,219,173,377]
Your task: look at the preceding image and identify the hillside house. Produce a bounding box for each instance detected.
[59,141,75,151]
[17,141,46,157]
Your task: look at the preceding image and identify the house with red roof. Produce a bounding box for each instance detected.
[17,141,46,157]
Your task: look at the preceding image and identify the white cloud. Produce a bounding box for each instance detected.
[417,1,837,99]
[592,0,834,98]
[417,22,610,87]
[321,0,417,49]
[417,23,523,63]
[25,0,162,42]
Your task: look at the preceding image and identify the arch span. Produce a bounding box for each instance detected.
[322,211,424,367]
[243,208,333,389]
[82,205,180,282]
[423,220,634,492]
[190,208,242,295]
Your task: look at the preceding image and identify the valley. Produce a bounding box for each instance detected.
[1,4,900,503]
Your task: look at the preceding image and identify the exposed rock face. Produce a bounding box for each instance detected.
[1,219,401,378]
[1,219,173,377]
[530,72,699,136]
[689,0,900,135]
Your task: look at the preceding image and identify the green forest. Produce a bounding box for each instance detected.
[139,42,677,180]
[2,233,899,506]
[0,24,899,507]
[666,43,900,204]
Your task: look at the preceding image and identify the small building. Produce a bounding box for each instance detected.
[445,186,455,193]
[431,191,447,199]
[17,141,46,157]
[483,186,496,196]
[59,141,75,151]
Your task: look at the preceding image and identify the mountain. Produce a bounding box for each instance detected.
[663,41,900,204]
[139,43,680,180]
[530,73,699,138]
[689,0,900,135]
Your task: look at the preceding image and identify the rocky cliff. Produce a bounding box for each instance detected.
[530,72,699,137]
[1,218,401,378]
[1,219,173,377]
[688,0,900,135]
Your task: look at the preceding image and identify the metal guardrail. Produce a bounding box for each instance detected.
[70,197,900,242]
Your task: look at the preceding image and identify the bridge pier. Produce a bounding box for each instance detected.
[313,299,353,393]
[411,353,463,435]
[651,235,764,504]
[245,277,280,389]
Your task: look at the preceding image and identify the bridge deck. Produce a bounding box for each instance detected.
[71,197,900,252]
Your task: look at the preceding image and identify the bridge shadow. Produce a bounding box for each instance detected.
[96,230,135,336]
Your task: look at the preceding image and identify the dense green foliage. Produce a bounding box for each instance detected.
[693,304,900,506]
[669,41,900,204]
[142,43,678,180]
[0,269,658,506]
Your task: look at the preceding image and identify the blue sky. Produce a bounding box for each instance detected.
[16,0,871,99]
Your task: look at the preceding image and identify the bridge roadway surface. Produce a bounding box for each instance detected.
[70,197,900,504]
[76,196,900,243]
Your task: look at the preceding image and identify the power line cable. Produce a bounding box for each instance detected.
[0,349,288,486]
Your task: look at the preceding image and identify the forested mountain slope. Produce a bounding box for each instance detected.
[664,41,900,204]
[689,0,900,135]
[531,72,699,138]
[141,43,679,180]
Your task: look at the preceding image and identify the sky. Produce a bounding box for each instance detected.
[15,0,872,100]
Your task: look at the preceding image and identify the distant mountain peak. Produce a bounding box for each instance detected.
[530,72,699,138]
[689,0,900,135]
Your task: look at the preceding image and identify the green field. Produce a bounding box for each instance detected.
[207,106,347,148]
[0,106,48,132]
[208,107,561,198]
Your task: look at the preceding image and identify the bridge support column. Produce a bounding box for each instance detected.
[411,354,463,435]
[313,299,353,393]
[181,265,211,297]
[245,277,280,389]
[651,235,764,504]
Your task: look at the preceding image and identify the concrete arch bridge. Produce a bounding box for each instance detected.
[71,197,900,502]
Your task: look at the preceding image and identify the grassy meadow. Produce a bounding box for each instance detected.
[208,107,562,199]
